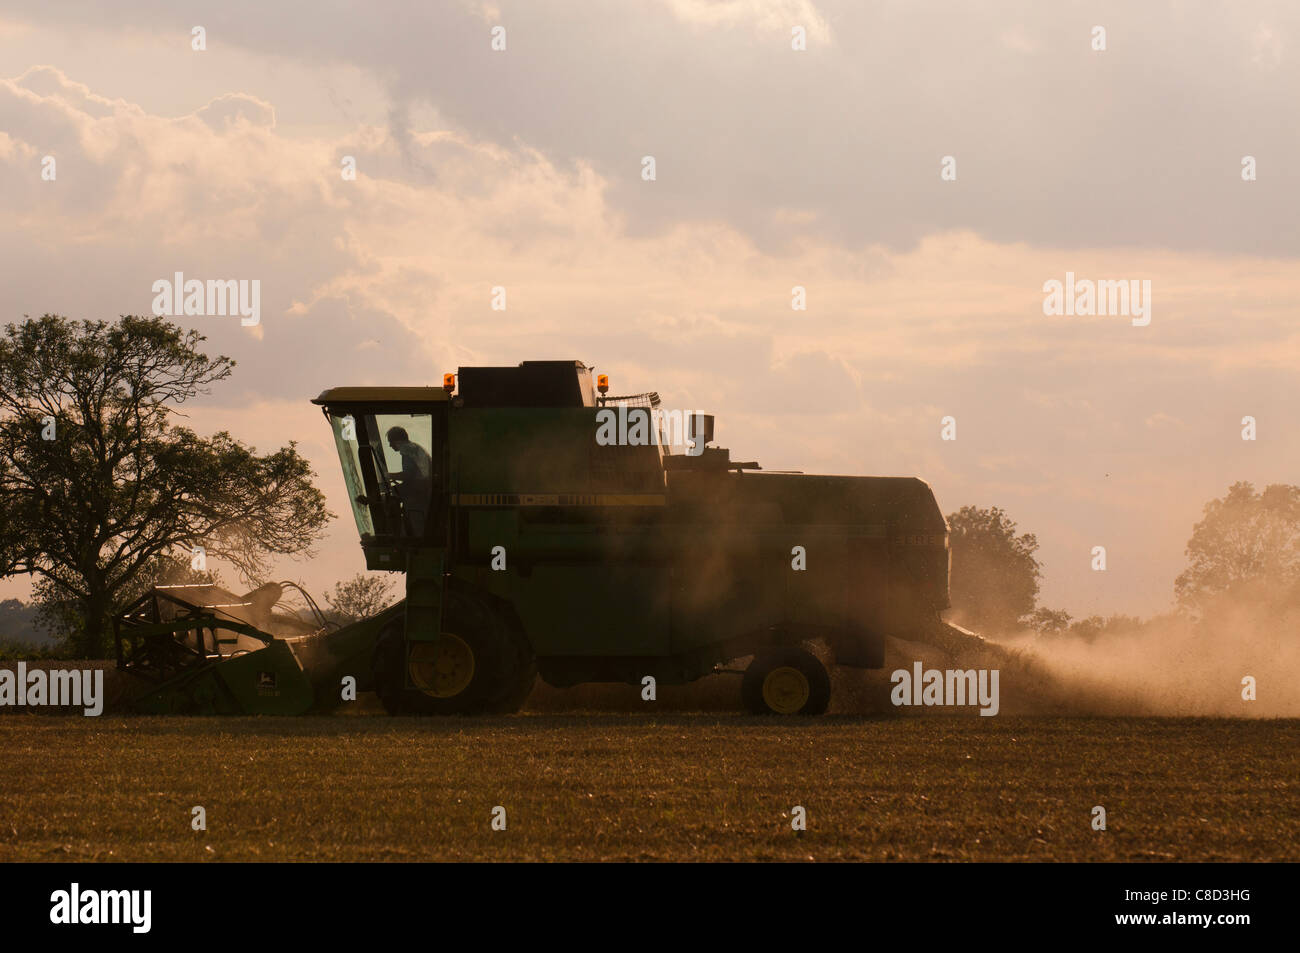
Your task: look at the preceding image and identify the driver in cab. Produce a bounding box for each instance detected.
[386,425,433,533]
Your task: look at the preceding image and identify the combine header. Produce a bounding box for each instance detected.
[118,360,972,715]
[114,582,393,714]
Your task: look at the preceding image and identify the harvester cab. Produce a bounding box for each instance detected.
[312,385,460,683]
[313,386,452,569]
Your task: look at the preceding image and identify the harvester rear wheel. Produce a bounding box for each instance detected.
[742,647,831,716]
[372,587,535,715]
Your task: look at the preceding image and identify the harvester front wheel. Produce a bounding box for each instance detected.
[371,588,535,716]
[742,647,831,716]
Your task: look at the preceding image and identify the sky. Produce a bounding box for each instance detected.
[0,1,1297,619]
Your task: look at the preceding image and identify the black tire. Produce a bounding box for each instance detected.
[741,646,831,715]
[479,605,537,714]
[371,586,535,715]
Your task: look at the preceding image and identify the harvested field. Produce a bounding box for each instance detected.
[0,715,1294,862]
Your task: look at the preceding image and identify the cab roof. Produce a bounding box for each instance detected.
[314,361,597,409]
[312,387,450,405]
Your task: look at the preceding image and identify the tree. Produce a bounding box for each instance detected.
[1027,609,1147,642]
[945,505,1041,634]
[1175,482,1300,612]
[1027,606,1072,637]
[0,597,64,660]
[0,598,47,644]
[325,573,397,624]
[0,314,333,656]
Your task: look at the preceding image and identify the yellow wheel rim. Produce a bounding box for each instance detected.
[408,634,475,698]
[762,665,810,714]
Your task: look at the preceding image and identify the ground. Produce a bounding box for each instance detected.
[0,714,1294,861]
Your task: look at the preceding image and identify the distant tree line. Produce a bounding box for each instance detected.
[947,481,1300,639]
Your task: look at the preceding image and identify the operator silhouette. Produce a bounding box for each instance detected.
[386,425,433,533]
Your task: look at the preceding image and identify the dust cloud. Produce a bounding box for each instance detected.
[993,597,1300,718]
[523,594,1299,717]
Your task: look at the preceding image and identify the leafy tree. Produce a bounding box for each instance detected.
[0,314,332,657]
[1175,482,1300,612]
[1028,609,1146,642]
[325,573,397,624]
[1064,614,1144,643]
[0,597,50,651]
[1027,606,1072,636]
[946,505,1041,634]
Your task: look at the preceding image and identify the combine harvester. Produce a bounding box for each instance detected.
[116,361,992,716]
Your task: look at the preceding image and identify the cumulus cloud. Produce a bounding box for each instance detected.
[194,92,276,130]
[2,2,1297,254]
[661,0,832,42]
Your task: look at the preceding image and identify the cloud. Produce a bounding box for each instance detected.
[194,92,276,130]
[661,0,832,42]
[0,28,1297,616]
[3,2,1298,255]
[13,65,127,118]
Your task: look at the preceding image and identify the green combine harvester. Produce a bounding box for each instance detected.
[117,360,977,716]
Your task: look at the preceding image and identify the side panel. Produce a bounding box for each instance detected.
[449,407,663,496]
[665,471,947,651]
[445,412,948,665]
[503,564,670,656]
[667,520,785,655]
[449,400,673,655]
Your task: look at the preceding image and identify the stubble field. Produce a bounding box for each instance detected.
[0,714,1294,862]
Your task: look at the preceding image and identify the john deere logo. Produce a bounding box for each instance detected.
[257,672,277,689]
